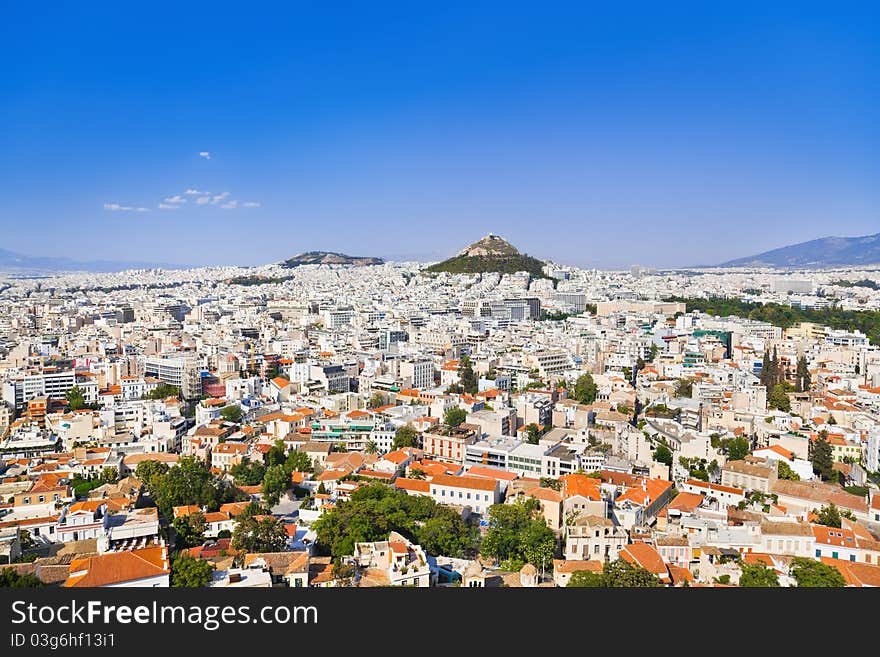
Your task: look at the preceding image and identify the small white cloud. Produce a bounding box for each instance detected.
[184,188,209,195]
[104,203,149,212]
[164,195,186,204]
[220,200,239,209]
[158,203,178,209]
[195,196,211,205]
[241,201,261,208]
[210,191,230,205]
[198,151,211,160]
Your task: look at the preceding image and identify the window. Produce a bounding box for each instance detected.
[849,555,855,562]
[832,552,838,559]
[815,549,821,557]
[594,544,599,554]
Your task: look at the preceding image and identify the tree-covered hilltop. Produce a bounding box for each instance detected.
[424,233,549,279]
[667,296,880,345]
[425,253,548,278]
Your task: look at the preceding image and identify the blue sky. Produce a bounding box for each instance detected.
[1,2,877,268]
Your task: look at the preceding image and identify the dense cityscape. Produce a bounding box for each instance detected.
[1,233,879,589]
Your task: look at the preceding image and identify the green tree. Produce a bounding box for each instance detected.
[172,512,206,550]
[459,356,479,395]
[566,569,604,587]
[232,514,289,553]
[539,477,562,491]
[230,460,266,486]
[135,459,171,488]
[284,449,314,473]
[572,374,597,405]
[674,378,693,398]
[601,559,661,587]
[143,455,235,519]
[364,441,379,455]
[417,507,478,558]
[0,568,43,587]
[795,355,811,392]
[219,405,243,423]
[481,498,554,568]
[368,392,388,409]
[65,386,86,411]
[768,384,791,412]
[654,444,673,466]
[143,383,181,400]
[777,461,800,481]
[393,424,420,449]
[811,432,836,481]
[814,503,843,529]
[262,464,290,507]
[739,562,780,587]
[171,554,214,588]
[99,467,118,484]
[790,558,846,587]
[311,483,476,559]
[18,529,36,552]
[727,437,750,462]
[444,407,467,428]
[266,439,287,467]
[525,423,543,445]
[520,519,556,571]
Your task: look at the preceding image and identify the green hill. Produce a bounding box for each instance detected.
[424,234,547,278]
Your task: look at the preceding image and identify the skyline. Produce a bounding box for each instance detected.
[2,2,878,269]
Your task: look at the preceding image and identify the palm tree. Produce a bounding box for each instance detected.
[364,441,378,455]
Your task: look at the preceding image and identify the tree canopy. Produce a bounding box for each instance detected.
[231,513,289,553]
[767,384,791,412]
[726,437,751,462]
[811,433,836,482]
[172,512,206,550]
[738,562,780,587]
[136,456,240,519]
[653,444,673,466]
[458,356,479,395]
[393,424,420,449]
[312,483,477,559]
[481,498,556,571]
[219,405,243,422]
[572,374,597,405]
[230,460,266,486]
[171,554,214,588]
[0,568,43,588]
[566,569,604,587]
[790,558,846,587]
[444,407,467,428]
[261,464,290,507]
[65,385,87,411]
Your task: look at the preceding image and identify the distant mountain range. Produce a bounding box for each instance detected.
[424,233,548,278]
[717,232,880,268]
[281,251,385,268]
[0,248,181,273]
